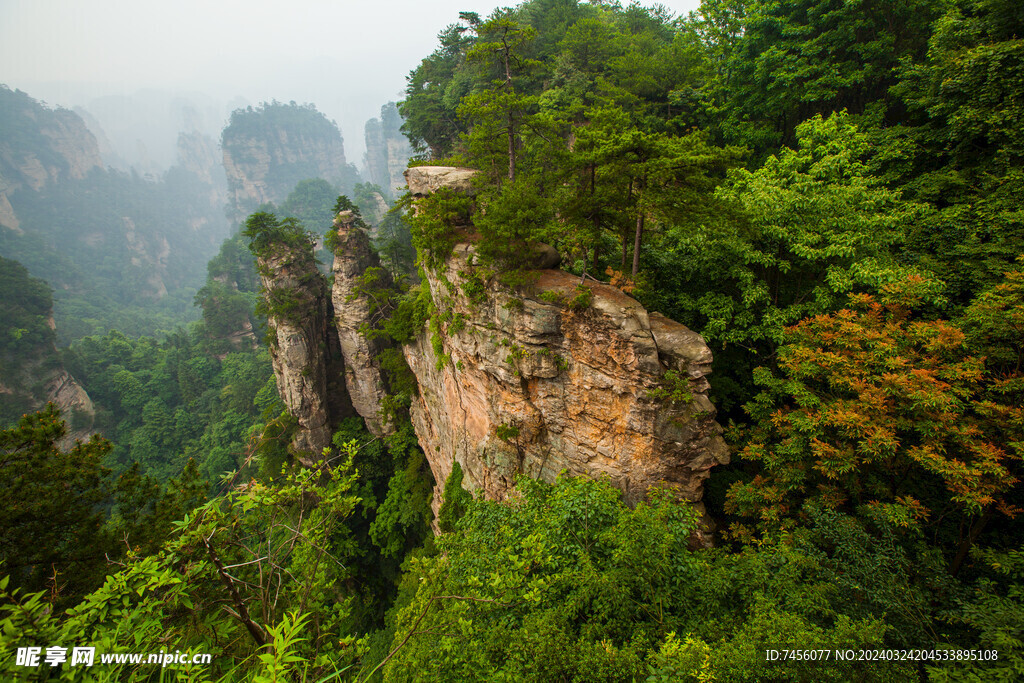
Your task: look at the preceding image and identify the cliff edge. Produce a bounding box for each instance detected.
[395,166,729,532]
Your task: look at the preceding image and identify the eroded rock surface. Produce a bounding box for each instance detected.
[403,248,729,529]
[257,243,352,463]
[363,103,413,198]
[221,105,351,223]
[392,171,729,535]
[330,211,393,437]
[404,166,479,197]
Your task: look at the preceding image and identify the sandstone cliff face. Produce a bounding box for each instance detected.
[405,247,729,524]
[362,103,413,198]
[221,103,352,223]
[0,364,96,450]
[405,166,479,197]
[257,243,352,463]
[44,366,96,450]
[0,88,104,229]
[329,211,393,437]
[398,169,729,533]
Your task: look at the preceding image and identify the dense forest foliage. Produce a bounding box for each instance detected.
[3,0,1024,681]
[0,256,65,424]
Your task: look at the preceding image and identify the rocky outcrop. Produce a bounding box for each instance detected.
[0,188,19,232]
[258,162,729,527]
[405,248,730,527]
[221,102,353,223]
[330,211,393,437]
[44,367,96,450]
[363,103,413,198]
[257,241,352,463]
[0,364,96,450]
[404,166,479,197]
[0,87,104,229]
[397,169,729,536]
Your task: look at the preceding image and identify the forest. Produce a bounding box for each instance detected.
[2,0,1023,680]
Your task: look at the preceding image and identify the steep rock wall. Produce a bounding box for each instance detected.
[362,102,413,198]
[329,210,393,437]
[396,168,729,533]
[0,88,103,230]
[221,104,352,223]
[403,245,729,527]
[257,243,352,463]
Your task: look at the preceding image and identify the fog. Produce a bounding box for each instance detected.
[0,0,701,172]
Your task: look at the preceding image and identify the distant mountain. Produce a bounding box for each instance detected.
[221,101,360,224]
[0,85,230,342]
[0,86,104,233]
[362,102,413,199]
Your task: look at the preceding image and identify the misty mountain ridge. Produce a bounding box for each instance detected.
[0,84,414,344]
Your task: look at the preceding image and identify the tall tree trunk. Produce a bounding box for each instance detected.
[632,212,644,277]
[621,177,634,270]
[507,115,515,182]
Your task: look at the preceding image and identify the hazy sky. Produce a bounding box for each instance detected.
[1,0,702,167]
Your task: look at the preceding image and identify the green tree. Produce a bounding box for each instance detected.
[379,475,912,681]
[0,405,112,604]
[885,0,1024,307]
[710,0,937,152]
[436,461,471,533]
[461,12,539,183]
[280,178,339,232]
[669,112,916,354]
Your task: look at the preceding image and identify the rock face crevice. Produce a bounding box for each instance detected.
[257,243,352,463]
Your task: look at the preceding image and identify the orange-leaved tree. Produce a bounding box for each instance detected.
[727,273,1022,573]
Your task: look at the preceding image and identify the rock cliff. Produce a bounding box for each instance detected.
[256,239,352,463]
[404,246,729,525]
[394,168,729,533]
[363,102,413,198]
[222,102,355,223]
[1,87,231,328]
[329,211,393,437]
[261,166,728,529]
[0,86,103,230]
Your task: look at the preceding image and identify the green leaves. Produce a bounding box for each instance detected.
[242,212,316,261]
[382,475,703,681]
[0,405,112,604]
[254,611,309,683]
[669,112,921,353]
[437,462,472,534]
